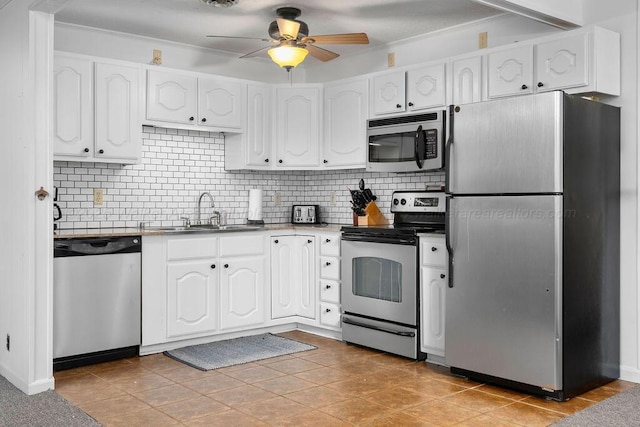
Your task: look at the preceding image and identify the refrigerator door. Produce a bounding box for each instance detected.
[446,195,562,391]
[448,91,563,194]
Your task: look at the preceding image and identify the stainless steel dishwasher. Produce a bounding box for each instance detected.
[53,236,141,370]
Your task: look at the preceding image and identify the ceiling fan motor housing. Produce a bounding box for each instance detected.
[269,7,308,40]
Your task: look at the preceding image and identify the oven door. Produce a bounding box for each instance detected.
[341,239,417,326]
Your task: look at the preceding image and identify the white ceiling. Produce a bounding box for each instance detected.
[55,0,503,62]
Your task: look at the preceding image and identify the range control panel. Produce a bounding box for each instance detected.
[391,191,446,213]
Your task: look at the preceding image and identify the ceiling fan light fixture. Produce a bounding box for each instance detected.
[201,0,238,7]
[268,46,308,71]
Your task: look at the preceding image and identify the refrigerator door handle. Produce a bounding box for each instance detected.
[414,125,425,169]
[445,105,455,192]
[446,196,454,288]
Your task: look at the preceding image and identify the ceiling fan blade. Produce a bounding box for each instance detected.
[276,18,300,40]
[206,35,277,43]
[306,44,340,62]
[301,33,369,45]
[239,46,271,59]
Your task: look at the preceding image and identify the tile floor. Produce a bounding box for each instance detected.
[54,331,635,426]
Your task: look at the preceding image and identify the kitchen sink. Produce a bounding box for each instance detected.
[144,224,263,233]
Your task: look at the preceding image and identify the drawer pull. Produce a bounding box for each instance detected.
[308,239,312,244]
[325,238,331,243]
[440,274,445,279]
[274,239,279,244]
[210,264,216,269]
[325,285,331,290]
[224,264,229,268]
[431,247,437,251]
[325,308,331,313]
[325,261,331,266]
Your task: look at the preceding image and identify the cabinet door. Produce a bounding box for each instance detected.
[421,266,446,356]
[220,256,265,329]
[371,71,406,115]
[198,78,243,129]
[166,260,218,338]
[275,87,320,168]
[322,79,368,168]
[245,84,272,167]
[94,62,141,161]
[297,236,316,319]
[535,33,588,92]
[146,70,197,124]
[452,56,482,105]
[406,63,446,111]
[271,236,297,318]
[487,45,534,98]
[53,55,93,158]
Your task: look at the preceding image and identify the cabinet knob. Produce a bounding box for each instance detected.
[278,159,283,164]
[521,84,528,90]
[265,158,269,163]
[274,239,279,244]
[201,117,207,123]
[325,261,331,266]
[325,284,331,289]
[325,308,331,313]
[408,102,414,107]
[211,264,216,269]
[308,239,312,244]
[325,239,330,243]
[537,82,544,88]
[440,274,446,279]
[98,149,104,154]
[83,147,90,153]
[431,247,437,251]
[224,264,229,268]
[396,104,402,108]
[189,116,195,121]
[323,159,328,164]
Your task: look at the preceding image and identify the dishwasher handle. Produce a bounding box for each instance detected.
[54,236,141,257]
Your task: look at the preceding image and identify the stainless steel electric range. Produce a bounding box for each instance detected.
[340,190,445,359]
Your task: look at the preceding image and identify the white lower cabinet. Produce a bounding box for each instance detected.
[419,234,447,358]
[317,232,342,331]
[271,235,316,319]
[220,256,265,330]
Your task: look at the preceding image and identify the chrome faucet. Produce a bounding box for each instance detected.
[197,192,220,225]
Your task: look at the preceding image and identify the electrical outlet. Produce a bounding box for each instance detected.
[152,49,162,65]
[274,192,281,206]
[387,52,395,67]
[93,189,104,206]
[329,191,337,205]
[479,32,488,49]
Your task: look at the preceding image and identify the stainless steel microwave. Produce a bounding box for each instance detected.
[366,110,446,173]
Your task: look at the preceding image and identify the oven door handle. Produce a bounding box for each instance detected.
[342,317,416,337]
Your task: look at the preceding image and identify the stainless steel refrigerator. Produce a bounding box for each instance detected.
[445,91,620,401]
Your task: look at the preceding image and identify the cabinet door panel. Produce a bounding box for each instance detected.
[53,56,93,158]
[298,237,316,319]
[421,266,446,356]
[147,70,197,124]
[167,261,218,338]
[452,56,482,105]
[198,78,243,129]
[319,280,340,304]
[536,34,588,92]
[372,71,405,115]
[275,88,320,167]
[407,63,446,111]
[220,257,264,329]
[271,236,297,318]
[488,45,534,98]
[95,62,141,161]
[245,84,272,167]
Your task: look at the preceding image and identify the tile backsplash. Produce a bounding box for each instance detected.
[54,126,444,229]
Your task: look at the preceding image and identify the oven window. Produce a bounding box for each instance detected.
[368,133,415,163]
[352,257,402,302]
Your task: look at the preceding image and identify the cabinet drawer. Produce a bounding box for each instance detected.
[320,234,340,256]
[319,256,340,280]
[420,238,447,267]
[220,234,264,257]
[320,280,340,304]
[320,303,341,328]
[167,236,217,261]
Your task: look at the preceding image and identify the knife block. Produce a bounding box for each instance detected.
[362,201,388,225]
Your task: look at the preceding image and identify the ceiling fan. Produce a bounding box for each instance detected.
[206,7,369,71]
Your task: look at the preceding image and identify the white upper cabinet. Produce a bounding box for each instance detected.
[487,45,534,99]
[371,62,446,116]
[274,86,321,168]
[322,78,368,169]
[94,62,142,161]
[146,68,244,131]
[224,83,272,170]
[451,56,483,105]
[535,33,588,93]
[146,70,197,125]
[53,53,142,163]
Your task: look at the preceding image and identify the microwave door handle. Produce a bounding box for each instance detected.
[414,125,425,169]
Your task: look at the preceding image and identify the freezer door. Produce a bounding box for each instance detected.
[448,91,563,194]
[445,195,562,390]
